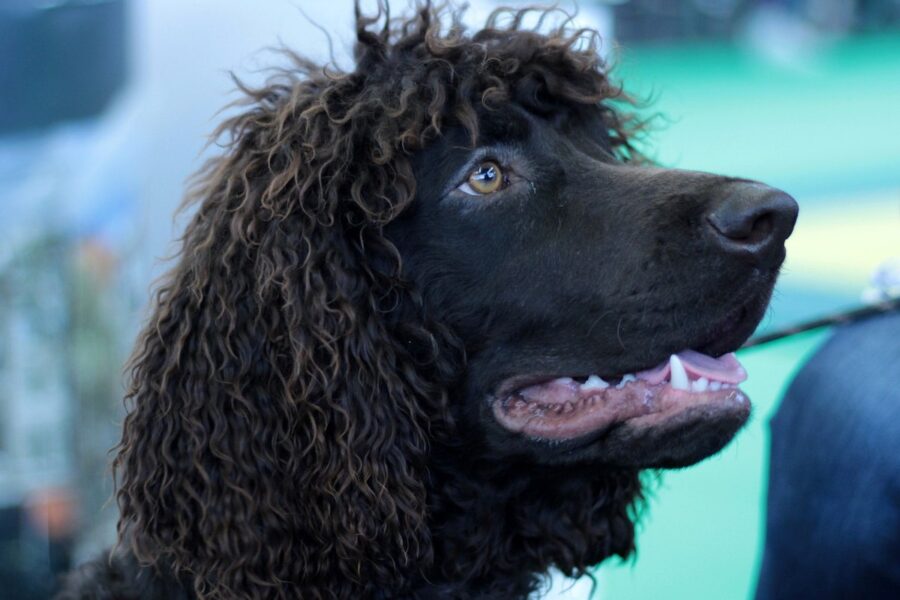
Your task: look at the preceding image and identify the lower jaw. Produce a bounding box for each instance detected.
[492,381,749,441]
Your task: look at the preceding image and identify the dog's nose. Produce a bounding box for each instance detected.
[706,183,798,268]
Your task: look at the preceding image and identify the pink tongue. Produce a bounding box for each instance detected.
[636,350,747,385]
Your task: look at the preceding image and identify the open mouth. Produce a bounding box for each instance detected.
[492,350,749,441]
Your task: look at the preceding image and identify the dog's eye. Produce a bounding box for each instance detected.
[458,161,507,195]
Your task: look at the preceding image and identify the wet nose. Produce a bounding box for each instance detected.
[706,183,798,268]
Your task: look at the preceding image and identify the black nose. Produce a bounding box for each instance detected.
[706,183,798,268]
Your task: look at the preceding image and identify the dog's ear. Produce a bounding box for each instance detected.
[114,60,455,598]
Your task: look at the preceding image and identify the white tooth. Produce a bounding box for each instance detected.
[691,377,709,392]
[556,377,575,384]
[582,374,609,390]
[615,374,637,389]
[669,355,689,391]
[709,381,722,391]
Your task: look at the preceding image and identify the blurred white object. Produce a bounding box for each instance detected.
[739,3,829,70]
[862,257,900,302]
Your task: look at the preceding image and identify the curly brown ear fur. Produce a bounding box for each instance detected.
[114,35,461,600]
[113,3,644,598]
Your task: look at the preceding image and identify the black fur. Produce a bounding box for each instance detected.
[57,4,797,599]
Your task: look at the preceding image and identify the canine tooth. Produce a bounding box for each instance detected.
[669,355,689,391]
[581,374,609,390]
[691,377,709,393]
[709,381,722,391]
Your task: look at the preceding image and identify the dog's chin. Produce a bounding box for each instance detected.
[586,394,751,468]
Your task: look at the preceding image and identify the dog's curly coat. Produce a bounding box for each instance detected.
[59,2,797,599]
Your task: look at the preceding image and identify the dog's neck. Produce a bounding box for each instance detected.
[413,444,642,598]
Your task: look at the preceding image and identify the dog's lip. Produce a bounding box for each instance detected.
[494,372,567,402]
[695,302,755,356]
[696,277,775,355]
[492,379,749,442]
[490,352,749,441]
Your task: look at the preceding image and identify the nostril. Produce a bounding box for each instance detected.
[706,185,798,265]
[748,212,774,244]
[709,209,774,245]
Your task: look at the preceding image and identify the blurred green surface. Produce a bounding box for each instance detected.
[593,33,900,600]
[613,33,900,198]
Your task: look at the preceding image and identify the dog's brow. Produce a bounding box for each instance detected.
[483,115,531,143]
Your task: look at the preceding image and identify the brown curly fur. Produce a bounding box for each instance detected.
[68,3,649,599]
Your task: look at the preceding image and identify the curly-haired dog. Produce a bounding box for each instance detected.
[59,3,797,599]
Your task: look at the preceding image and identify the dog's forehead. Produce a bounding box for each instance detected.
[414,104,542,168]
[434,102,607,154]
[475,105,534,144]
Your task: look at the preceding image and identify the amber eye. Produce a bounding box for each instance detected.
[459,161,506,195]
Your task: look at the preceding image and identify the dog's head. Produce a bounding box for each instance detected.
[391,102,796,469]
[114,5,796,598]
